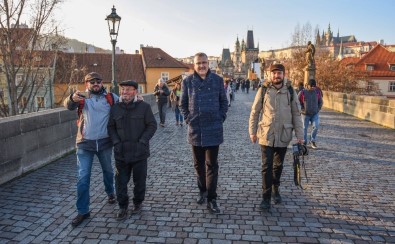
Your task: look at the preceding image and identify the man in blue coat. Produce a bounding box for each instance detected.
[180,52,228,214]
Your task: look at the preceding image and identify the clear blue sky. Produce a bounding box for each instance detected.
[56,0,395,58]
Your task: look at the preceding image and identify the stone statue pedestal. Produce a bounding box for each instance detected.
[304,65,316,84]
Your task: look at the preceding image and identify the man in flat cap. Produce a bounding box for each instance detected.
[107,80,157,220]
[64,72,118,227]
[249,63,303,211]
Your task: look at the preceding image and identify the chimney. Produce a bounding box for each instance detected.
[135,50,139,54]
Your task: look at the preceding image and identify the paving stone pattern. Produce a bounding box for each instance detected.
[0,90,394,243]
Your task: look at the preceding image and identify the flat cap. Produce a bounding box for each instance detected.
[119,80,138,89]
[270,63,285,72]
[84,72,102,82]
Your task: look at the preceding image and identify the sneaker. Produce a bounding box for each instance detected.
[180,123,183,126]
[116,208,128,221]
[311,141,317,149]
[130,204,142,215]
[176,121,179,126]
[207,199,220,214]
[71,212,90,227]
[108,194,116,204]
[160,123,165,127]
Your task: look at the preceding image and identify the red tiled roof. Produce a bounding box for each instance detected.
[354,45,395,77]
[141,47,189,69]
[340,57,360,67]
[54,52,145,84]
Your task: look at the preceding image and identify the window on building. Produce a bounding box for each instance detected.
[161,72,169,82]
[138,84,144,94]
[19,97,28,108]
[16,74,23,86]
[366,65,374,71]
[389,81,395,92]
[389,65,395,71]
[367,81,374,91]
[36,96,45,108]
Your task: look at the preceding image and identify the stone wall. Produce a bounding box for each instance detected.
[0,94,157,185]
[323,91,395,129]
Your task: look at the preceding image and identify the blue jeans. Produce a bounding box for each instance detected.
[175,106,184,123]
[76,147,114,215]
[302,113,320,143]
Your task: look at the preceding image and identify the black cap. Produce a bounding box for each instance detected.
[270,63,285,72]
[119,80,138,89]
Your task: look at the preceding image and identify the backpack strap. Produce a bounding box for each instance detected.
[105,92,114,106]
[77,99,85,126]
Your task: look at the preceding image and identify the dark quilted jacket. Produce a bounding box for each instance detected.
[180,71,228,147]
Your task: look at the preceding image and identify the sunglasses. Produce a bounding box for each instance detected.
[88,79,102,84]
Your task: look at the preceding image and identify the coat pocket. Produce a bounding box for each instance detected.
[280,123,294,143]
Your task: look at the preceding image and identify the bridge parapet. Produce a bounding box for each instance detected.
[323,91,395,129]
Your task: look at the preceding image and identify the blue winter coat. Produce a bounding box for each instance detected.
[180,71,228,147]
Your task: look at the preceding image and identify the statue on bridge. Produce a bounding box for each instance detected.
[305,41,315,67]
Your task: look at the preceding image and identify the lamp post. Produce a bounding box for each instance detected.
[105,5,121,95]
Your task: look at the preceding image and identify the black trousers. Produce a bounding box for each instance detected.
[157,102,167,124]
[115,159,147,209]
[192,145,219,201]
[260,146,287,200]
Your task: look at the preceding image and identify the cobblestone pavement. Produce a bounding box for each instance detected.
[1,90,394,244]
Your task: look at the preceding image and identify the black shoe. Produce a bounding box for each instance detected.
[116,208,128,221]
[207,200,220,214]
[197,192,207,205]
[130,204,142,215]
[272,186,282,204]
[71,212,90,227]
[108,194,116,204]
[259,199,271,210]
[311,141,318,149]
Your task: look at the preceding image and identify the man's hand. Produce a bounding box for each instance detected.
[250,134,257,144]
[71,91,84,103]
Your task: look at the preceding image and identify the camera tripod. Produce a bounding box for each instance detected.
[293,153,309,189]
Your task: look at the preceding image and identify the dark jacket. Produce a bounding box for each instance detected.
[153,84,170,103]
[298,87,323,115]
[107,99,157,162]
[180,70,228,147]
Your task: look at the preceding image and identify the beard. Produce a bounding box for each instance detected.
[272,77,283,86]
[89,86,103,94]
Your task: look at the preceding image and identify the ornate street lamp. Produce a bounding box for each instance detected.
[105,5,121,95]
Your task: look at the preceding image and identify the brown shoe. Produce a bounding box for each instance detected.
[108,194,116,204]
[71,212,90,227]
[130,204,142,215]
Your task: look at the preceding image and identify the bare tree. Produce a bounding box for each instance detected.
[0,0,64,117]
[288,22,313,85]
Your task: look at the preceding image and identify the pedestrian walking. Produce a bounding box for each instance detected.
[180,52,228,214]
[153,78,170,127]
[107,80,157,220]
[170,82,184,126]
[249,64,304,210]
[298,79,323,149]
[64,72,117,227]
